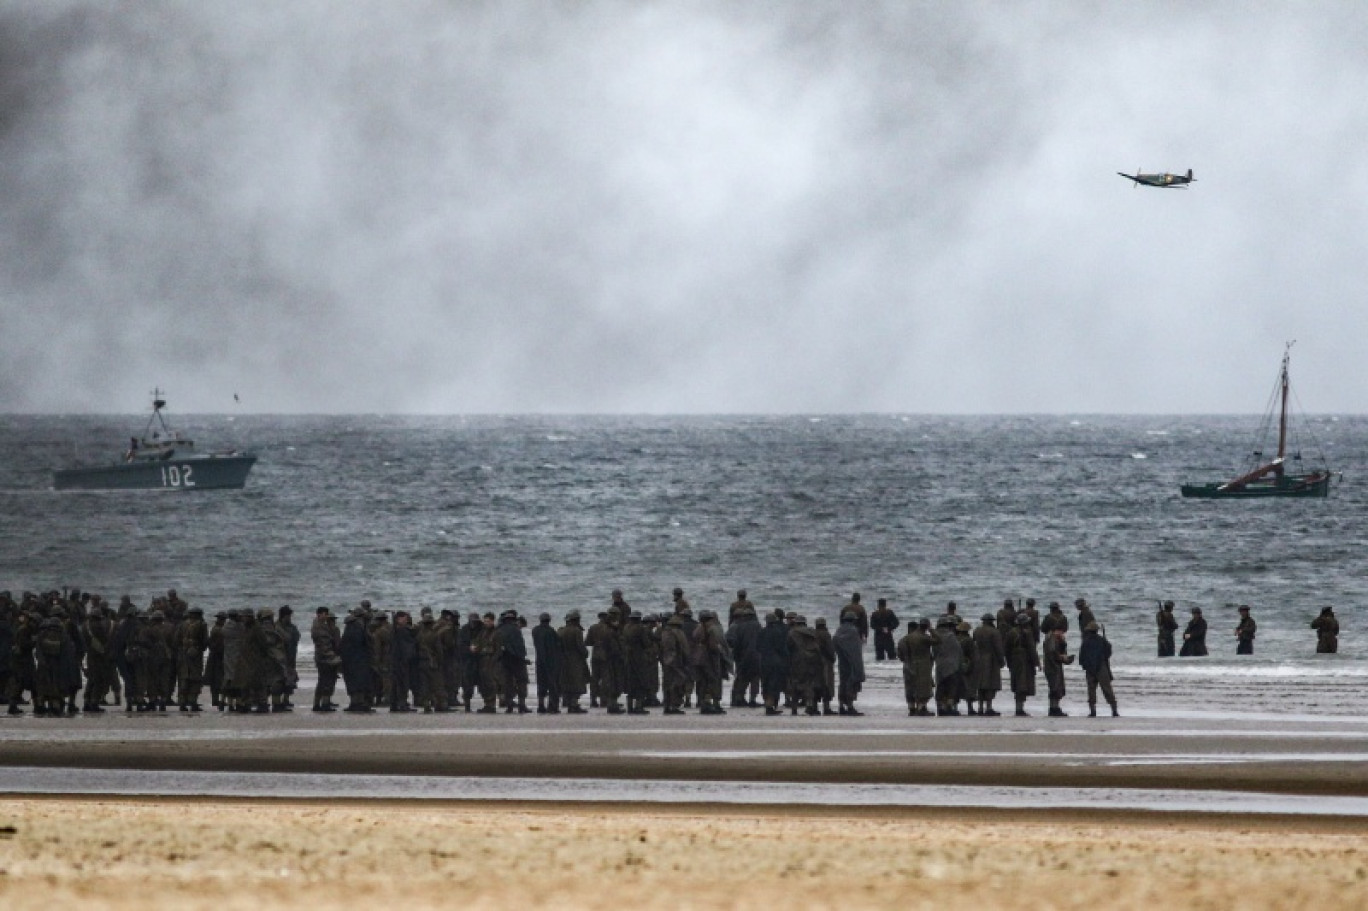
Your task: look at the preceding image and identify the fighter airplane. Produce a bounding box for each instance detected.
[1117,168,1194,188]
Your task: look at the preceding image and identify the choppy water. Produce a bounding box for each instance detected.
[1,414,1363,713]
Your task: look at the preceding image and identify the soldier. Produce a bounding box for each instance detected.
[389,611,418,713]
[1180,607,1208,656]
[205,611,227,710]
[932,616,962,716]
[971,613,1005,716]
[1075,598,1097,634]
[174,606,208,711]
[1078,622,1118,717]
[611,589,632,619]
[7,609,36,715]
[725,605,761,707]
[473,612,501,713]
[438,610,461,712]
[869,598,899,661]
[692,609,730,715]
[1041,626,1074,717]
[370,611,393,707]
[557,610,590,713]
[340,608,375,712]
[1156,601,1178,657]
[277,606,300,709]
[676,605,699,707]
[82,603,114,713]
[597,609,627,714]
[458,611,482,710]
[415,610,448,713]
[1235,605,1257,655]
[496,610,530,714]
[786,615,823,716]
[659,611,691,715]
[1005,612,1039,717]
[995,598,1017,632]
[671,587,690,616]
[311,607,342,712]
[33,618,68,717]
[140,611,175,712]
[1021,598,1041,644]
[758,608,790,716]
[252,608,291,713]
[621,609,654,714]
[897,617,937,717]
[833,612,865,716]
[813,617,836,715]
[642,612,662,707]
[1312,607,1339,654]
[728,589,755,626]
[56,605,85,715]
[842,593,869,643]
[166,589,189,624]
[1040,602,1068,639]
[532,612,563,713]
[585,610,611,708]
[111,600,138,710]
[955,620,977,716]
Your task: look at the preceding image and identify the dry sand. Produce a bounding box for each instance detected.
[0,796,1366,910]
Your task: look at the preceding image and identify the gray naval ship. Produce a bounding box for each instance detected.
[53,391,256,491]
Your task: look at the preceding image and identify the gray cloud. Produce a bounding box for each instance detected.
[2,1,1366,413]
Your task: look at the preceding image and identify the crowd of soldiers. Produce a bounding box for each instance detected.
[0,586,1342,720]
[1153,600,1341,657]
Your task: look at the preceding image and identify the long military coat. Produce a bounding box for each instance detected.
[1005,626,1039,696]
[557,622,590,696]
[971,623,1005,693]
[896,629,937,701]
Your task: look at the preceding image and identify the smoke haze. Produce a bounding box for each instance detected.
[2,1,1366,413]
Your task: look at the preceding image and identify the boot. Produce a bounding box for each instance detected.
[1048,705,1067,717]
[1014,697,1029,717]
[1110,704,1120,717]
[966,703,978,716]
[765,706,782,716]
[1088,704,1097,717]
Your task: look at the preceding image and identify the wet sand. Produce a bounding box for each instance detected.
[1,796,1366,910]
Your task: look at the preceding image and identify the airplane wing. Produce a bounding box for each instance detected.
[1117,172,1141,183]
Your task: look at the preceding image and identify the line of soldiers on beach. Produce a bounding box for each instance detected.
[1153,600,1340,656]
[2,587,1121,720]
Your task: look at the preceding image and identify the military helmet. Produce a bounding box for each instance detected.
[1238,605,1250,612]
[278,605,293,615]
[814,617,827,627]
[672,587,684,597]
[565,609,581,620]
[981,613,995,623]
[187,606,203,615]
[1074,598,1088,608]
[1163,600,1175,608]
[315,606,330,614]
[737,589,747,599]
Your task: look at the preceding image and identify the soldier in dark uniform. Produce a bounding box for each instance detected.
[758,608,790,716]
[1180,607,1208,656]
[82,603,114,713]
[728,589,755,626]
[642,613,662,707]
[557,610,590,713]
[277,606,300,709]
[1156,601,1178,656]
[931,616,962,716]
[57,605,84,715]
[389,611,417,713]
[311,607,342,712]
[692,609,730,714]
[1312,607,1339,654]
[1040,602,1067,639]
[34,617,68,717]
[585,610,611,708]
[785,616,823,716]
[597,610,626,714]
[370,611,392,708]
[1075,598,1097,634]
[496,610,530,713]
[174,606,208,711]
[659,612,690,715]
[1021,598,1041,644]
[140,610,175,712]
[1005,613,1039,716]
[725,605,761,707]
[1235,605,1257,655]
[532,612,563,713]
[340,608,375,712]
[252,608,291,713]
[8,610,36,715]
[458,611,481,710]
[833,612,865,716]
[869,598,899,661]
[415,610,448,713]
[205,611,227,709]
[473,612,501,713]
[842,593,869,643]
[995,598,1017,633]
[621,609,653,714]
[1041,626,1073,717]
[676,605,699,707]
[955,620,977,715]
[971,613,1005,716]
[1078,621,1118,717]
[897,617,937,716]
[111,599,138,710]
[437,610,460,712]
[813,617,836,715]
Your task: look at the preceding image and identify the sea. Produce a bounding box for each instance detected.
[1,413,1364,715]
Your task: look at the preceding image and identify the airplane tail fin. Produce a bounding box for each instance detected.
[1186,169,1193,181]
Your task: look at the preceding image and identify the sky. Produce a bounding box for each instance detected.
[2,1,1367,414]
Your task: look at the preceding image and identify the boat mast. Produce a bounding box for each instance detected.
[1276,343,1292,477]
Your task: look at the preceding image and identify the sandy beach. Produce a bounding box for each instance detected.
[0,796,1365,910]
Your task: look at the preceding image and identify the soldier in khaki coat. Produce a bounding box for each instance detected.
[970,614,1005,716]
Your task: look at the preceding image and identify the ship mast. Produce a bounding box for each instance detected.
[1275,342,1293,477]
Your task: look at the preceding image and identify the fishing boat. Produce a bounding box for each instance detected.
[53,390,256,491]
[1180,345,1333,499]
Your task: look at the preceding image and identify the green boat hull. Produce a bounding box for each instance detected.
[1180,473,1330,499]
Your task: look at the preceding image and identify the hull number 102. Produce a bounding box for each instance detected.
[160,465,196,488]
